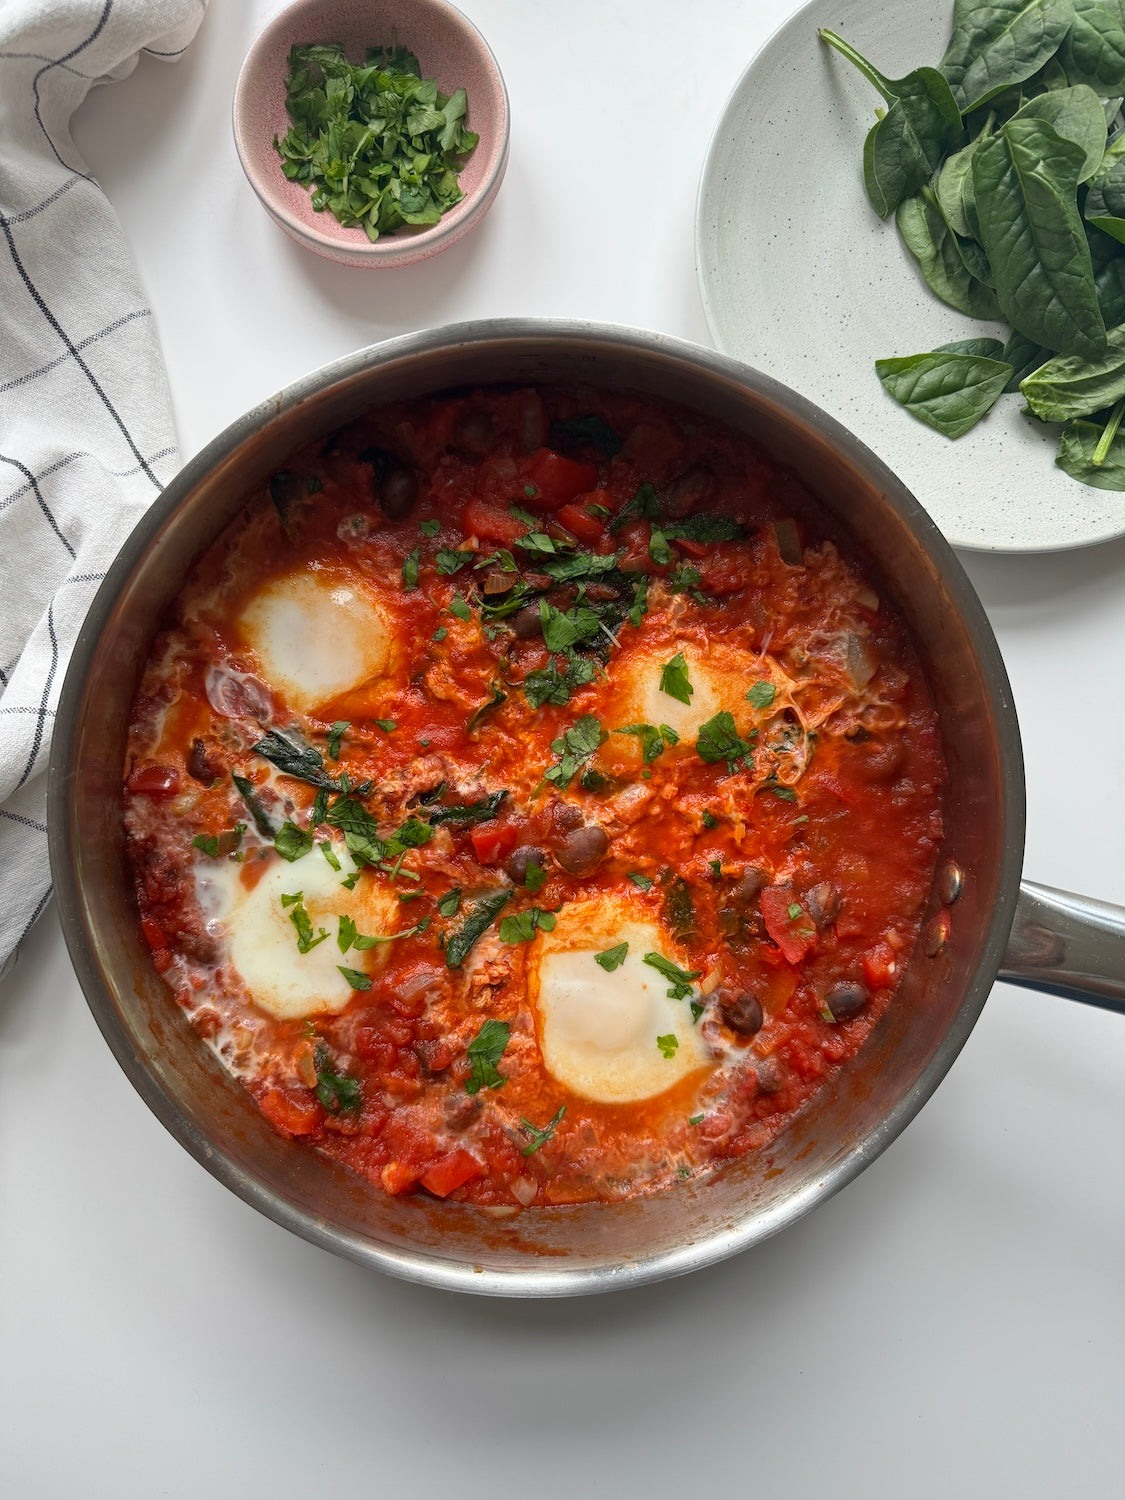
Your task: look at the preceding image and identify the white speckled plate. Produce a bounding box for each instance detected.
[696,0,1125,552]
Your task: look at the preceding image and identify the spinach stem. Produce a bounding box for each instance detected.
[818,29,894,105]
[1092,398,1125,466]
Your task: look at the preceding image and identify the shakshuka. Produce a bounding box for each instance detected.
[124,386,947,1206]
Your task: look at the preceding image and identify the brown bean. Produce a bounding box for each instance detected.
[825,980,868,1022]
[186,737,219,787]
[732,866,768,904]
[379,465,417,519]
[506,845,548,884]
[807,882,841,929]
[454,411,495,456]
[720,989,764,1037]
[443,1092,481,1132]
[755,1058,784,1095]
[511,605,543,639]
[556,824,609,876]
[551,802,584,834]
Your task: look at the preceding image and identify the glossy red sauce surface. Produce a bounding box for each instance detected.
[124,385,946,1207]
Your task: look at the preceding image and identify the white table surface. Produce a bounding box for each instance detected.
[3,3,1124,1495]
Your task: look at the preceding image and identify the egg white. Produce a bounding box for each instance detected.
[527,896,710,1104]
[609,640,769,747]
[201,841,400,1021]
[239,569,396,713]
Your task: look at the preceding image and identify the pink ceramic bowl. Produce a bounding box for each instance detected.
[233,0,510,269]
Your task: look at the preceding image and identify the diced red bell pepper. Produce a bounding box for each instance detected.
[523,449,599,510]
[127,764,181,796]
[556,497,608,543]
[420,1149,484,1198]
[470,822,519,864]
[863,942,898,990]
[140,916,167,951]
[760,887,817,966]
[461,496,527,545]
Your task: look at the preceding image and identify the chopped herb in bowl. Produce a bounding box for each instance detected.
[273,43,478,241]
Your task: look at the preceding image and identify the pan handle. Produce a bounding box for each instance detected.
[997,880,1125,1014]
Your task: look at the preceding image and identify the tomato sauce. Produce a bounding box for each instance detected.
[123,386,947,1207]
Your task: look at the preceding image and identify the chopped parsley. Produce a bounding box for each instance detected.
[615,721,676,764]
[281,891,329,954]
[594,942,629,972]
[498,907,557,944]
[539,599,602,653]
[520,1103,567,1156]
[337,965,372,990]
[643,952,701,1000]
[542,714,606,791]
[372,718,396,732]
[656,1033,679,1059]
[449,593,471,621]
[436,547,473,574]
[445,890,510,969]
[659,652,693,705]
[432,626,448,642]
[275,821,314,862]
[668,562,705,600]
[523,863,547,893]
[419,518,441,536]
[319,840,341,871]
[746,681,777,710]
[627,871,654,892]
[326,720,349,758]
[192,833,220,858]
[522,650,596,709]
[313,1044,362,1112]
[339,913,428,951]
[688,1112,704,1126]
[465,1018,510,1094]
[696,711,755,772]
[648,527,673,567]
[402,548,420,590]
[701,810,718,829]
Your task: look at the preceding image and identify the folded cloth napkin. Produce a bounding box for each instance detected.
[0,0,208,973]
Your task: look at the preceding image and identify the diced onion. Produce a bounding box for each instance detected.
[843,632,878,690]
[510,1175,538,1206]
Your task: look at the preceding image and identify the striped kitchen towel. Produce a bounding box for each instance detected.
[0,0,208,973]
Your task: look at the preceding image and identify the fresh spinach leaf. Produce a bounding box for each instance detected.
[1001,327,1050,388]
[232,773,278,838]
[939,0,1075,115]
[1021,321,1125,415]
[445,891,511,970]
[1084,149,1125,241]
[973,117,1108,356]
[1055,412,1125,484]
[875,349,1013,436]
[896,189,1002,318]
[1060,0,1125,93]
[1012,82,1109,179]
[427,790,508,826]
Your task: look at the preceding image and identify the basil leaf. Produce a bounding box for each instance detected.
[1012,83,1109,181]
[820,31,965,217]
[875,349,1012,437]
[427,790,508,826]
[939,0,1075,115]
[1055,414,1125,485]
[1021,321,1125,417]
[549,414,623,456]
[465,1018,511,1094]
[232,773,278,838]
[896,190,1002,318]
[659,652,693,705]
[973,117,1108,358]
[314,1044,362,1112]
[445,891,510,969]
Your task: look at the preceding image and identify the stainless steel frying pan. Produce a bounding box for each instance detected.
[48,321,1125,1296]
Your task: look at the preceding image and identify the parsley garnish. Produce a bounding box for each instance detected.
[449,593,471,621]
[313,1043,362,1112]
[627,575,649,628]
[539,599,602,653]
[668,562,705,600]
[746,681,777,709]
[281,891,329,954]
[701,810,718,829]
[656,1033,679,1059]
[338,913,427,951]
[643,952,701,1000]
[319,840,341,871]
[275,821,314,862]
[465,1018,510,1094]
[274,44,479,242]
[522,650,596,709]
[192,833,220,858]
[649,527,673,567]
[615,722,676,764]
[595,942,628,972]
[437,888,463,917]
[402,548,420,590]
[436,547,473,574]
[627,871,654,892]
[498,908,557,944]
[419,518,441,536]
[520,1103,567,1156]
[771,784,799,802]
[542,714,606,790]
[523,863,547,893]
[337,965,372,990]
[326,720,349,758]
[373,718,396,732]
[688,1112,704,1126]
[432,626,448,642]
[445,891,510,969]
[659,652,693,705]
[696,712,755,772]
